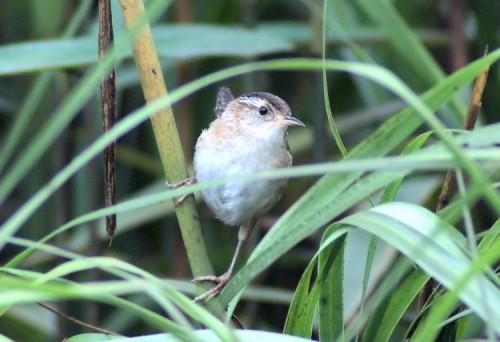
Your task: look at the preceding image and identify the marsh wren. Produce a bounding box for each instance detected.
[173,88,304,302]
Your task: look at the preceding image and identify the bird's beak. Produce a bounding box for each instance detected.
[283,115,305,127]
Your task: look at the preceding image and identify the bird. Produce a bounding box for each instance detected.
[171,87,305,302]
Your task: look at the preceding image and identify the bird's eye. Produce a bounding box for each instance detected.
[259,106,269,115]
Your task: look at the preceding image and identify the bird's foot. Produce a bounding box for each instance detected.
[166,177,197,206]
[192,271,232,302]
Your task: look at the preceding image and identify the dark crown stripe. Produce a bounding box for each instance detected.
[239,92,284,111]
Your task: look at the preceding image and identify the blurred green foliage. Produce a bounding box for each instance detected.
[0,0,499,341]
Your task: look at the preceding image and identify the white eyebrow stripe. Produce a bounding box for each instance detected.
[238,97,266,107]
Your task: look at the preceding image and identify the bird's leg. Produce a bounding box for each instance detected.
[166,177,197,206]
[193,221,255,302]
[193,237,244,302]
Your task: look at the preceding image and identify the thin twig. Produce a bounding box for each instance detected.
[37,302,123,337]
[436,46,490,213]
[98,0,117,239]
[417,46,490,313]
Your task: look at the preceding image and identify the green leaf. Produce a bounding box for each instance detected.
[355,0,445,84]
[0,25,293,75]
[219,50,500,307]
[342,203,500,334]
[284,226,349,339]
[478,219,500,254]
[153,25,293,58]
[65,333,121,342]
[66,330,315,342]
[380,131,434,203]
[355,0,466,121]
[283,259,318,338]
[411,236,500,341]
[257,23,448,48]
[363,269,428,341]
[318,233,346,341]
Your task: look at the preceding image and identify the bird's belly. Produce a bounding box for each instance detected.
[201,176,286,226]
[194,148,288,226]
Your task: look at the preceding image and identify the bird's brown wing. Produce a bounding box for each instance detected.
[214,87,235,118]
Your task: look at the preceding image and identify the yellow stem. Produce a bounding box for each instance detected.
[119,0,213,280]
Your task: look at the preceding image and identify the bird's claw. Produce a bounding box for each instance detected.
[166,177,197,206]
[166,176,197,189]
[192,272,232,302]
[174,195,188,207]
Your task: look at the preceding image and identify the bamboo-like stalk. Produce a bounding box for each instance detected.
[118,0,213,281]
[417,47,491,314]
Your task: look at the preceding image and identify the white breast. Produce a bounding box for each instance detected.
[194,128,290,226]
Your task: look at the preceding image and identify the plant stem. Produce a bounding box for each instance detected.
[118,0,213,281]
